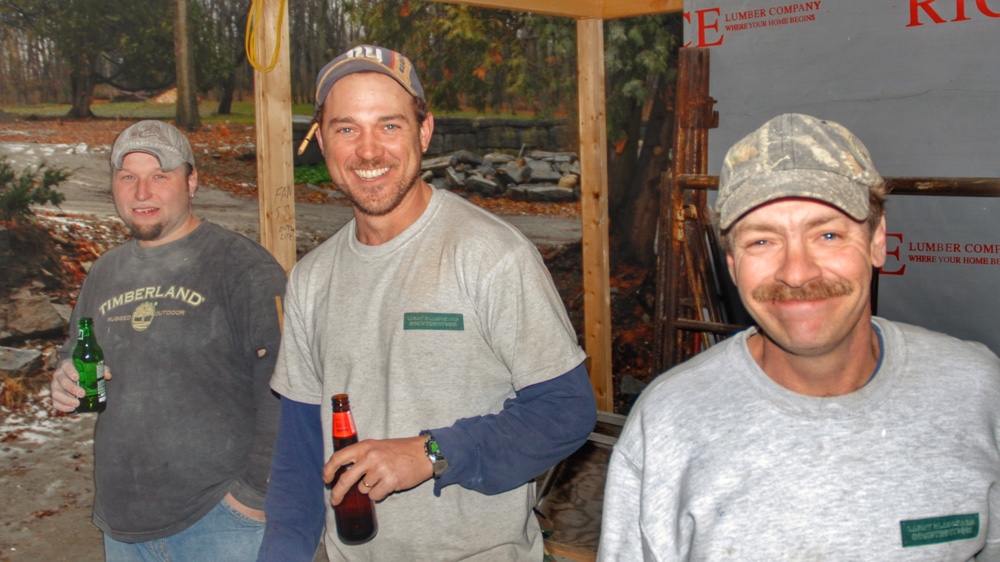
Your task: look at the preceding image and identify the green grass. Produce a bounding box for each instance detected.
[293,163,331,184]
[1,100,527,122]
[1,100,317,122]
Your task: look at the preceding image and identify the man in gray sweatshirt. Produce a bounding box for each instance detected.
[598,113,1000,561]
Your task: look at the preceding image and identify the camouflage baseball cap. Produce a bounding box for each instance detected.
[111,120,196,172]
[716,113,883,230]
[314,44,425,113]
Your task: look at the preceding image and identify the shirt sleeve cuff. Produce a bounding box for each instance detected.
[422,425,477,497]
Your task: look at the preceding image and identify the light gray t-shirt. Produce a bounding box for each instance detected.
[272,188,586,560]
[599,318,1000,561]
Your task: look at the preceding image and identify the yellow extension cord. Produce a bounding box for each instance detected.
[245,0,286,72]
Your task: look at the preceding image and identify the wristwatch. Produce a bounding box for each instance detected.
[421,431,449,479]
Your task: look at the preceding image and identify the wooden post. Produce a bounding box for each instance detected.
[576,18,614,413]
[252,0,296,272]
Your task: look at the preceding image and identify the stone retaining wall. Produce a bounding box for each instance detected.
[427,116,570,156]
[293,116,570,165]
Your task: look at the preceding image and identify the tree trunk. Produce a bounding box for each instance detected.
[607,98,643,217]
[174,0,202,131]
[609,77,675,267]
[216,71,235,115]
[67,53,96,118]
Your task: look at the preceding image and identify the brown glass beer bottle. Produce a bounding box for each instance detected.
[331,394,377,544]
[72,317,107,413]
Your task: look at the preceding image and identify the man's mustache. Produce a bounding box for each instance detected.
[752,279,853,303]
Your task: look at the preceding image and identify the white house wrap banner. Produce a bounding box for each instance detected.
[683,0,1000,353]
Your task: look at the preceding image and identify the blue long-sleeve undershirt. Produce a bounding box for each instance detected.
[256,361,595,561]
[426,361,595,496]
[256,393,326,562]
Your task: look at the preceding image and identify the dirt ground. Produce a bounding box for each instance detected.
[0,117,654,562]
[1,406,101,562]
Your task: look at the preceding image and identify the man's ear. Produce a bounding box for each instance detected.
[726,250,738,285]
[315,124,325,154]
[419,112,434,154]
[870,215,887,268]
[187,169,198,198]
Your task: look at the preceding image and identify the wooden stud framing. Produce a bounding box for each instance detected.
[576,18,614,412]
[252,0,296,273]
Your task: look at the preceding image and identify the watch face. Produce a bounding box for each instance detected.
[424,435,441,461]
[424,433,448,478]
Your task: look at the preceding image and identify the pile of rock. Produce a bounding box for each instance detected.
[420,149,581,203]
[0,289,68,376]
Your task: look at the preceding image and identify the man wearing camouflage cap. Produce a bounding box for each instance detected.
[50,120,286,560]
[598,113,1000,560]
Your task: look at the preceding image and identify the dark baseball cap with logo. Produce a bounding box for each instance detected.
[716,113,883,230]
[110,120,196,172]
[314,44,425,113]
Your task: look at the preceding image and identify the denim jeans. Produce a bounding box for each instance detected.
[104,496,265,562]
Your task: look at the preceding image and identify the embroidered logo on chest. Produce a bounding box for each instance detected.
[403,313,464,331]
[900,513,979,547]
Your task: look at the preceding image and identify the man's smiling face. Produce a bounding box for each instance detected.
[317,72,432,218]
[727,197,886,360]
[112,151,198,247]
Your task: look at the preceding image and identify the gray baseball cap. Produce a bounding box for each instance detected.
[716,113,883,230]
[314,44,425,113]
[111,120,196,172]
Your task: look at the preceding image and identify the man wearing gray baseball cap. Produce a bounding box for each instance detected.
[599,113,1000,560]
[50,120,287,560]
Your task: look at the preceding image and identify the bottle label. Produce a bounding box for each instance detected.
[332,411,358,438]
[95,361,107,403]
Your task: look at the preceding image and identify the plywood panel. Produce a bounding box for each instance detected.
[602,0,683,19]
[536,441,612,559]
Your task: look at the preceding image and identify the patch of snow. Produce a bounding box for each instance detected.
[1,392,87,450]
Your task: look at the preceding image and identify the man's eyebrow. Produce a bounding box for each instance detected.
[733,212,845,237]
[732,221,781,238]
[804,214,846,229]
[377,113,408,122]
[327,113,407,125]
[326,115,357,126]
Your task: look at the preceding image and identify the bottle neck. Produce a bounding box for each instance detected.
[78,319,93,340]
[332,411,358,439]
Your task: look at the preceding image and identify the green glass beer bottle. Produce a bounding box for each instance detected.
[72,317,106,413]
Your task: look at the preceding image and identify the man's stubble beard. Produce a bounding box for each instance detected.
[336,165,421,217]
[128,223,164,241]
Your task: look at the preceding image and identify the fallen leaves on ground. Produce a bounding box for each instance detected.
[0,117,581,219]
